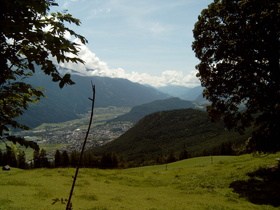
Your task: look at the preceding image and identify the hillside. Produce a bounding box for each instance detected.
[17,70,169,128]
[91,109,251,162]
[107,97,197,124]
[156,85,192,97]
[1,154,279,209]
[180,85,204,101]
[156,85,205,101]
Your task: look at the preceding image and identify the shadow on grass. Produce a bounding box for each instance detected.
[229,165,280,207]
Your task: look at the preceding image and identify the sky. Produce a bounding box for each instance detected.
[52,0,212,87]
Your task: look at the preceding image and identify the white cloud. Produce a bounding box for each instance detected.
[126,70,200,87]
[61,0,83,9]
[57,41,200,87]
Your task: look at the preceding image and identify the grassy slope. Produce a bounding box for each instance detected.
[0,153,279,210]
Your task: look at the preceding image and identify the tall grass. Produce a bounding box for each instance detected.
[0,154,279,209]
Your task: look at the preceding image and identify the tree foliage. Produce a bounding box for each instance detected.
[0,0,87,150]
[179,147,189,160]
[192,0,280,152]
[33,148,49,168]
[54,150,61,167]
[61,150,70,167]
[0,146,27,168]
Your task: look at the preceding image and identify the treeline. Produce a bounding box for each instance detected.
[91,109,248,163]
[202,141,237,156]
[56,141,237,169]
[0,148,51,169]
[1,140,239,170]
[0,147,29,169]
[0,147,190,170]
[52,147,192,169]
[51,148,191,169]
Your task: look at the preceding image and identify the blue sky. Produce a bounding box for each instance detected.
[53,0,212,87]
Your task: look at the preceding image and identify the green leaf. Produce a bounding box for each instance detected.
[1,0,87,150]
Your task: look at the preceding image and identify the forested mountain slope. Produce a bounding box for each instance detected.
[91,109,250,162]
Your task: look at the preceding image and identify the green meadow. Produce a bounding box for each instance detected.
[0,154,279,210]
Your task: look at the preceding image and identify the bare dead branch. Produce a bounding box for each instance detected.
[66,82,95,210]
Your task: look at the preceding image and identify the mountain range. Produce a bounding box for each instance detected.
[156,85,205,101]
[18,71,170,128]
[17,67,205,128]
[107,97,199,124]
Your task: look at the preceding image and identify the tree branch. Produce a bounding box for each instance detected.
[66,82,95,210]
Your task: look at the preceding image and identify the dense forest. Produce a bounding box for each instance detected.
[91,108,252,164]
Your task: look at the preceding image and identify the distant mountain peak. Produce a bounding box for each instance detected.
[107,97,197,124]
[18,69,170,128]
[156,85,204,101]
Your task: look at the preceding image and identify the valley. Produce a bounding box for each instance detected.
[13,107,133,157]
[3,74,247,166]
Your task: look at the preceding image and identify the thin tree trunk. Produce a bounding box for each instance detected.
[66,83,96,210]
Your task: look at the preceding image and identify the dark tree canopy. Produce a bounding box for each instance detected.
[0,0,87,150]
[192,0,280,152]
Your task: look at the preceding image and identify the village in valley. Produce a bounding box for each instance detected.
[13,107,133,155]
